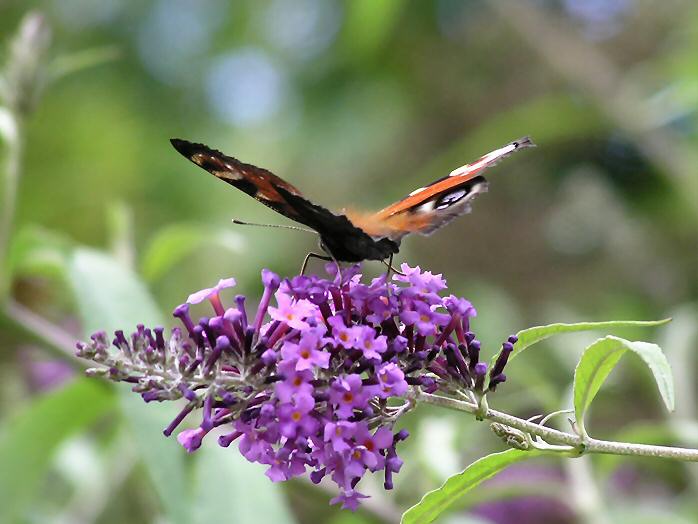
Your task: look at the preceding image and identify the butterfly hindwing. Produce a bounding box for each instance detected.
[345,137,533,240]
[398,175,489,237]
[377,136,533,219]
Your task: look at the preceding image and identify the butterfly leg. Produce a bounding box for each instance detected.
[300,252,332,276]
[381,253,404,298]
[381,255,405,277]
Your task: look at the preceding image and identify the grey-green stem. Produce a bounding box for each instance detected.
[418,391,698,462]
[0,116,22,301]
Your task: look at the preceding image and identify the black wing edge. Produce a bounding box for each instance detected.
[170,138,224,161]
[511,136,536,149]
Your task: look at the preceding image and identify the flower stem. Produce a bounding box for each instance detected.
[0,116,23,301]
[0,298,83,366]
[418,391,698,462]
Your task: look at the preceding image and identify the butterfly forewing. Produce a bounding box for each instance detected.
[170,139,312,224]
[170,138,400,262]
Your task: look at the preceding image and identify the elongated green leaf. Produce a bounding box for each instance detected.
[141,223,244,282]
[48,45,121,82]
[401,449,540,524]
[0,105,17,144]
[68,248,162,330]
[0,379,114,523]
[498,319,671,367]
[67,248,190,524]
[192,443,296,524]
[574,335,675,436]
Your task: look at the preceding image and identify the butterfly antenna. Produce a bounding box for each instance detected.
[231,219,317,234]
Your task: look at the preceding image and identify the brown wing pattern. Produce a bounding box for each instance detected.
[170,138,400,261]
[170,139,314,225]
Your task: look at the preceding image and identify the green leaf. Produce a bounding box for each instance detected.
[499,318,672,367]
[401,449,540,524]
[192,443,296,524]
[67,248,190,524]
[48,45,121,82]
[574,335,675,436]
[141,223,244,282]
[0,379,114,523]
[68,248,162,332]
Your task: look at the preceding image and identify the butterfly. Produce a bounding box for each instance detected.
[170,137,534,265]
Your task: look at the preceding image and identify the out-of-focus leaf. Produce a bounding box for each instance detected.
[8,224,72,280]
[192,442,296,524]
[141,223,244,282]
[0,379,114,523]
[68,248,161,330]
[416,416,461,480]
[498,318,671,367]
[574,335,674,436]
[401,449,540,524]
[67,248,190,524]
[659,304,698,421]
[106,201,135,269]
[0,105,17,144]
[48,45,121,82]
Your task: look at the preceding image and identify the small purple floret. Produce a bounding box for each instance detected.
[186,277,237,305]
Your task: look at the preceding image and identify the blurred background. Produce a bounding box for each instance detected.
[0,1,697,523]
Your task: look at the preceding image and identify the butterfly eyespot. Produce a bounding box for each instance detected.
[435,189,468,210]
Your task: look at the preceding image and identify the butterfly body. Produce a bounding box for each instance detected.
[170,136,534,262]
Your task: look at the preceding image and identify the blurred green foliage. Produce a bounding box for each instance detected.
[0,1,696,523]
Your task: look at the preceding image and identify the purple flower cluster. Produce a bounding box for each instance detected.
[76,264,516,510]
